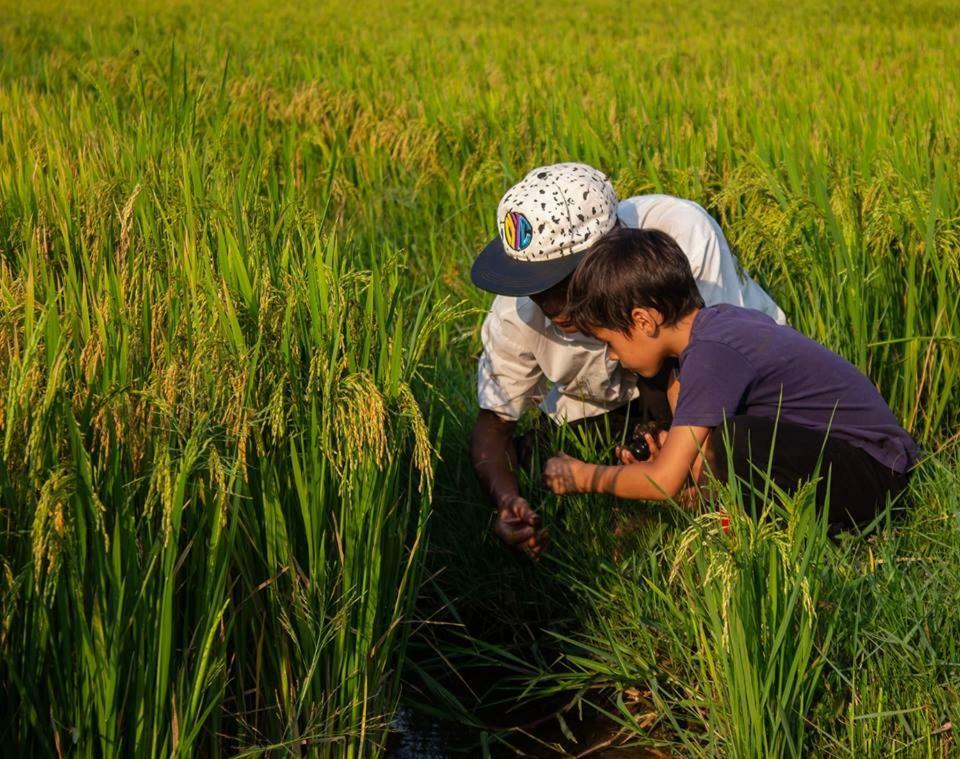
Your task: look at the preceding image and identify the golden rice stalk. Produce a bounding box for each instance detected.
[151,446,174,545]
[207,445,229,528]
[329,371,387,492]
[669,491,817,650]
[31,467,74,594]
[268,374,287,440]
[306,349,328,396]
[396,382,434,494]
[116,184,142,262]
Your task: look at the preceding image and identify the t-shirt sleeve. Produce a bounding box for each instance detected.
[672,341,755,427]
[476,302,547,421]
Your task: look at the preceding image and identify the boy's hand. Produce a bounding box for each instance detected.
[495,496,547,559]
[616,429,669,465]
[543,453,586,495]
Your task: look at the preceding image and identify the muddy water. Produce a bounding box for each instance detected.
[388,705,667,757]
[388,707,446,758]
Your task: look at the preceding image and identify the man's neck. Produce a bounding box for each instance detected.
[662,308,700,357]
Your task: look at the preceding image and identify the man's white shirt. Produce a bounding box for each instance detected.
[477,194,786,423]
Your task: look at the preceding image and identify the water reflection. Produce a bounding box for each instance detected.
[388,706,447,759]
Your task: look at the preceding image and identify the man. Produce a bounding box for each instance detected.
[470,162,784,556]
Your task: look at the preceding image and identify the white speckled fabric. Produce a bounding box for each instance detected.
[496,163,619,262]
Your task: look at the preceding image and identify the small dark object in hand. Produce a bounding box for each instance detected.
[625,421,665,463]
[628,435,650,462]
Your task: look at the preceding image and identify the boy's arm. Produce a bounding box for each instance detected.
[543,425,712,501]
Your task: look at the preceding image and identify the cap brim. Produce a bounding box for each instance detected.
[470,236,587,297]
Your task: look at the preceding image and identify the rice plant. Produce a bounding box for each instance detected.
[2,0,959,755]
[0,63,458,752]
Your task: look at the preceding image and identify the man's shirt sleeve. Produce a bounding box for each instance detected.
[620,195,787,325]
[672,341,755,428]
[646,199,732,307]
[477,299,547,421]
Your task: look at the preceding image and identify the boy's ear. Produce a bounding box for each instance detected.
[631,307,662,337]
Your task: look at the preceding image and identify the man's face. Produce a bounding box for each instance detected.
[530,278,579,334]
[537,301,579,334]
[590,313,666,378]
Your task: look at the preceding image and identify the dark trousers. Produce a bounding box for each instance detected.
[710,415,911,533]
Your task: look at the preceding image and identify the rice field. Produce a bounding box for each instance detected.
[1,0,959,756]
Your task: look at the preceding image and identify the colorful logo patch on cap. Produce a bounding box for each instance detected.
[502,211,533,251]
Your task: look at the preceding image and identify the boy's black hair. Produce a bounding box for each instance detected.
[567,227,705,334]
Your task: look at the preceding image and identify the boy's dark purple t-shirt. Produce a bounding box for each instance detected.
[671,305,919,473]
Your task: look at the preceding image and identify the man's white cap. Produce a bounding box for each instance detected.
[471,163,619,296]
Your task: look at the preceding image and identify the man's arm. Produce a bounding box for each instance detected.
[471,409,520,507]
[474,297,553,555]
[471,410,544,553]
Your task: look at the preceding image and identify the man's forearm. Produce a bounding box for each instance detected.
[471,411,521,508]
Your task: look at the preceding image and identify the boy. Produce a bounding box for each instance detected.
[542,227,918,531]
[471,163,785,555]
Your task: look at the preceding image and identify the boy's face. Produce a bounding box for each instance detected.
[590,309,667,377]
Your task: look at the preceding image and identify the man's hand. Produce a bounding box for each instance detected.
[472,410,546,557]
[495,496,548,559]
[542,453,587,495]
